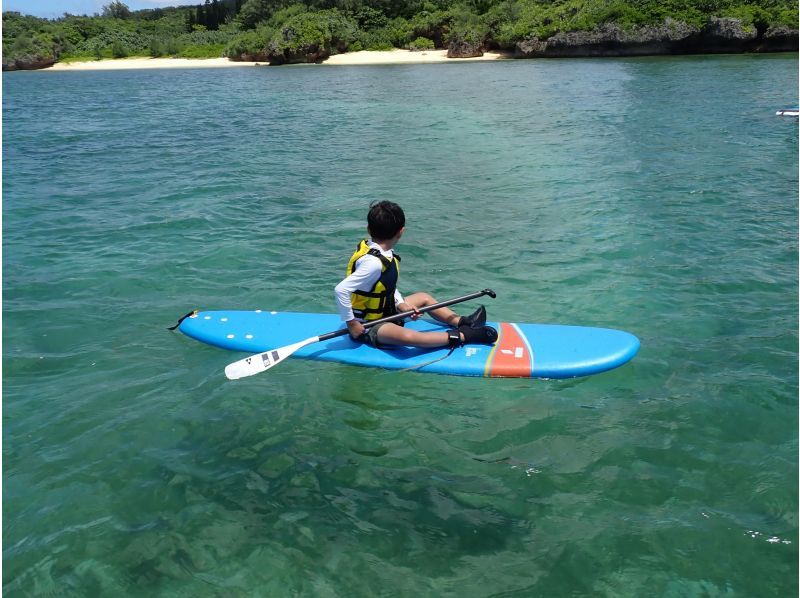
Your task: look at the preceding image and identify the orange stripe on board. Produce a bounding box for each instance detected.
[484,322,533,378]
[483,323,503,377]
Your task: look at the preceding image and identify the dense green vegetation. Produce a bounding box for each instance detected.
[3,0,797,68]
[3,1,241,63]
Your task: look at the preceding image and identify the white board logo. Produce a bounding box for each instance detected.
[500,347,525,359]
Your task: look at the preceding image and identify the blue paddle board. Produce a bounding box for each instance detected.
[179,310,639,379]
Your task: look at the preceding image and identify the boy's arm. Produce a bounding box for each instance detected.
[396,291,424,320]
[334,256,382,321]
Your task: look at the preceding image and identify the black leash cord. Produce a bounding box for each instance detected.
[398,345,457,373]
[167,310,198,331]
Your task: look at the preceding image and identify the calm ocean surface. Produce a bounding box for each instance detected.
[3,55,798,596]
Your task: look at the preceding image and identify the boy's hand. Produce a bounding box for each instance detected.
[347,319,365,339]
[398,302,421,320]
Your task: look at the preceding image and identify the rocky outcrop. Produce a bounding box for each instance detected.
[448,39,484,58]
[265,40,349,65]
[2,53,56,71]
[229,51,268,63]
[758,26,799,52]
[224,8,359,65]
[701,16,757,52]
[267,43,328,65]
[515,18,798,58]
[516,20,699,57]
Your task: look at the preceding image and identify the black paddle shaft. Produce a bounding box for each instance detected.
[318,289,497,342]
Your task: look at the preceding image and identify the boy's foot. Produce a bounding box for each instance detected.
[458,324,498,346]
[458,305,486,328]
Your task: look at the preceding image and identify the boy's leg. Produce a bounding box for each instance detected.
[374,321,497,349]
[372,293,497,348]
[373,322,453,348]
[403,293,461,326]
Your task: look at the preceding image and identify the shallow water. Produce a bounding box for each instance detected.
[4,54,798,595]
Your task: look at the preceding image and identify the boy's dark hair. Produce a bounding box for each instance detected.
[367,201,405,241]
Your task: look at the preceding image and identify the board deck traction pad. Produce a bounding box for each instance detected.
[180,310,640,379]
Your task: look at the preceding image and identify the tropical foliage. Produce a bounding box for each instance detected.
[3,0,797,67]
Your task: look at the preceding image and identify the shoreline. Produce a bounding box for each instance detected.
[30,46,797,72]
[41,50,510,71]
[322,49,511,65]
[44,57,261,71]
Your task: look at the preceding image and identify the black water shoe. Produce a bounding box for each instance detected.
[458,305,487,328]
[458,324,498,346]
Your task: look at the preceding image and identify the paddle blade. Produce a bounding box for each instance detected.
[224,337,317,380]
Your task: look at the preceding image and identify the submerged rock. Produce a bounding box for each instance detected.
[257,453,295,478]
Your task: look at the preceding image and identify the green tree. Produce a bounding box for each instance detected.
[237,0,278,29]
[408,35,434,49]
[267,8,357,58]
[353,6,389,30]
[149,36,165,56]
[4,0,800,69]
[111,39,128,57]
[225,24,274,55]
[102,1,132,20]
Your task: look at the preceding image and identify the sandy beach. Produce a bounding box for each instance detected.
[323,49,510,65]
[45,57,261,71]
[42,49,510,71]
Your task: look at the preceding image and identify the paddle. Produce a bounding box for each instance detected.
[224,288,497,380]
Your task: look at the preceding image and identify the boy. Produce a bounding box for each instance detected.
[334,201,497,349]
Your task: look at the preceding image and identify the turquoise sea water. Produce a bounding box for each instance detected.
[3,55,798,595]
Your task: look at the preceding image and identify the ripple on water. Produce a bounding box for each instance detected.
[3,56,798,595]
